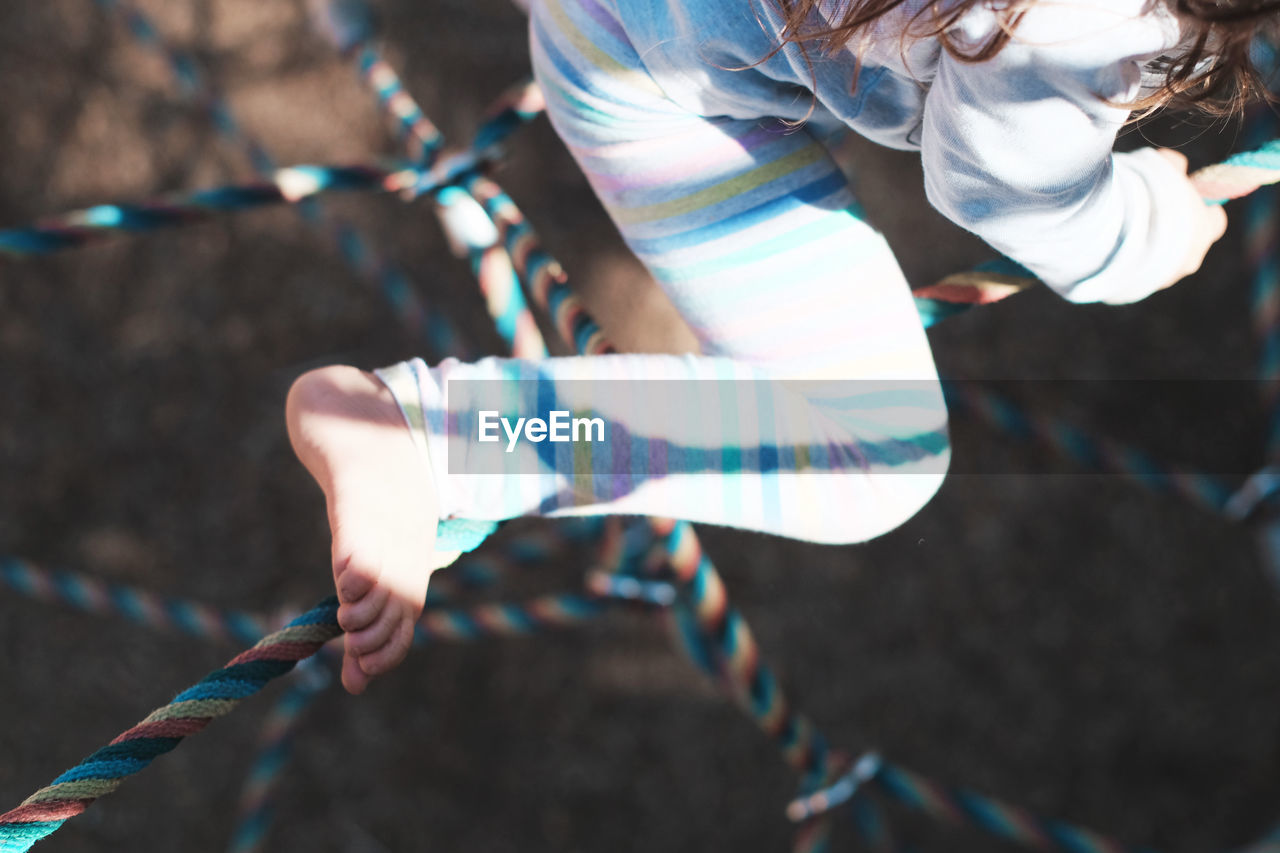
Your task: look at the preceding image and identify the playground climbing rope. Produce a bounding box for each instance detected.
[2,1,1280,851]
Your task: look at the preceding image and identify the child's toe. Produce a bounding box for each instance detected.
[342,638,372,695]
[333,554,380,603]
[346,604,400,655]
[357,617,414,677]
[336,583,389,631]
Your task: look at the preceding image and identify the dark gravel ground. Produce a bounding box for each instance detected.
[2,2,1280,852]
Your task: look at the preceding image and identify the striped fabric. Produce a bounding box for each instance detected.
[377,0,949,544]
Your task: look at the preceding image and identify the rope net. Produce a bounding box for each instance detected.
[1,2,1279,851]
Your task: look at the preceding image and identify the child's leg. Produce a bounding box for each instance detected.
[286,0,947,692]
[392,0,948,539]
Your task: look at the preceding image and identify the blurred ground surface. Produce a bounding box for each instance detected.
[2,1,1280,852]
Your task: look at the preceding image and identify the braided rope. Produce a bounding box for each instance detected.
[454,145,845,802]
[226,662,331,853]
[1252,182,1280,454]
[100,0,536,365]
[787,754,1157,853]
[649,517,851,853]
[414,594,604,643]
[847,787,896,852]
[4,7,1278,850]
[426,517,610,605]
[356,43,445,167]
[422,95,853,846]
[0,62,539,273]
[417,84,552,361]
[936,110,1280,524]
[1242,116,1280,461]
[436,185,550,358]
[943,383,1238,514]
[584,571,678,606]
[910,148,1280,315]
[464,173,615,355]
[99,0,468,357]
[435,67,1280,853]
[424,560,502,603]
[0,599,342,852]
[0,556,268,645]
[95,0,274,175]
[1,60,1272,334]
[912,259,1038,326]
[0,549,648,850]
[315,0,544,167]
[870,760,1157,853]
[1237,107,1280,586]
[0,167,408,255]
[1192,139,1280,204]
[653,519,833,780]
[425,529,562,605]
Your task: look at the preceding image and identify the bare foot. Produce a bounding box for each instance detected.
[286,365,457,694]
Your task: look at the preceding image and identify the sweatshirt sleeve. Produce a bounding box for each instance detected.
[919,1,1198,304]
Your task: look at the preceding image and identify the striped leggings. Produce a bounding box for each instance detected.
[378,0,949,544]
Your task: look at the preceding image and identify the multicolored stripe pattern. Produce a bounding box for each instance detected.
[787,754,1160,853]
[1242,109,1280,463]
[426,33,871,841]
[0,600,342,852]
[943,383,1237,515]
[0,556,267,646]
[99,0,466,357]
[322,0,549,361]
[648,517,855,853]
[1237,105,1280,583]
[1192,138,1280,204]
[226,662,331,853]
[357,44,445,166]
[871,761,1158,853]
[93,0,275,176]
[464,173,613,355]
[426,518,606,604]
[0,166,415,256]
[435,185,549,359]
[414,595,603,643]
[395,0,951,546]
[913,144,1280,323]
[5,2,1280,852]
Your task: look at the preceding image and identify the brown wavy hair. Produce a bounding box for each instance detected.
[769,0,1280,114]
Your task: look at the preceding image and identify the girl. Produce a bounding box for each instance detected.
[286,0,1270,694]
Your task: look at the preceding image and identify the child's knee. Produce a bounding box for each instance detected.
[808,410,950,545]
[873,437,949,537]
